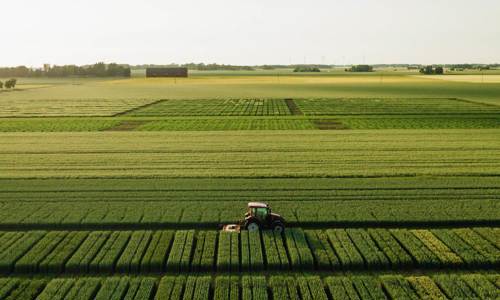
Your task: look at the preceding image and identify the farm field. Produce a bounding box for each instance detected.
[0,72,499,299]
[0,228,497,274]
[1,273,498,300]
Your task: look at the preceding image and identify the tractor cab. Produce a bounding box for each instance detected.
[242,202,285,232]
[247,202,270,221]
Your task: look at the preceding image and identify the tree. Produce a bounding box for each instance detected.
[347,65,373,72]
[4,78,17,89]
[0,81,3,89]
[293,66,320,72]
[419,65,444,75]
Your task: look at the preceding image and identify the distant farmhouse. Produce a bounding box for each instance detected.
[146,67,188,78]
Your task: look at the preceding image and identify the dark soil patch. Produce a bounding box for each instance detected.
[113,99,164,116]
[284,98,303,115]
[312,119,348,130]
[105,120,148,131]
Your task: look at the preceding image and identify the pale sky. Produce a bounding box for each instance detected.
[2,0,499,67]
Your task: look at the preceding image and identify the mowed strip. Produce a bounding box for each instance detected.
[0,228,497,274]
[0,130,499,179]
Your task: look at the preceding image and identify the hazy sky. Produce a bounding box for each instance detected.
[2,0,499,67]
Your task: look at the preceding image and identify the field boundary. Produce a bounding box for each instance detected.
[104,120,148,131]
[112,99,165,117]
[0,221,498,231]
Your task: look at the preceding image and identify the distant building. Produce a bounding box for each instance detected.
[146,67,188,78]
[43,64,51,72]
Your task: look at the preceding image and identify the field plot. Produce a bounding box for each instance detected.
[0,118,121,132]
[0,273,498,300]
[339,115,500,129]
[0,74,499,299]
[0,228,498,274]
[2,115,500,132]
[295,98,500,115]
[0,99,157,117]
[1,130,499,179]
[128,99,291,116]
[4,176,500,203]
[0,199,497,228]
[136,118,315,131]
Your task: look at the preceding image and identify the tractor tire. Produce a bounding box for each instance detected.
[246,222,260,232]
[272,222,285,233]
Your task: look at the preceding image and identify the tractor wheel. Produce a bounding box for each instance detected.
[246,222,260,232]
[272,222,285,233]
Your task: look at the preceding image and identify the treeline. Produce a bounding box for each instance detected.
[346,65,373,72]
[293,66,321,72]
[446,64,496,71]
[133,63,254,71]
[419,65,444,75]
[0,63,130,78]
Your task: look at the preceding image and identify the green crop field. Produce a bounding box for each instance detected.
[0,71,499,299]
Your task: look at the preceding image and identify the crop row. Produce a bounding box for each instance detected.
[294,98,500,115]
[2,116,500,132]
[340,116,500,129]
[0,199,497,228]
[0,228,497,274]
[3,177,500,203]
[3,129,500,179]
[129,99,292,116]
[0,273,498,300]
[0,119,122,132]
[135,118,316,130]
[0,99,156,117]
